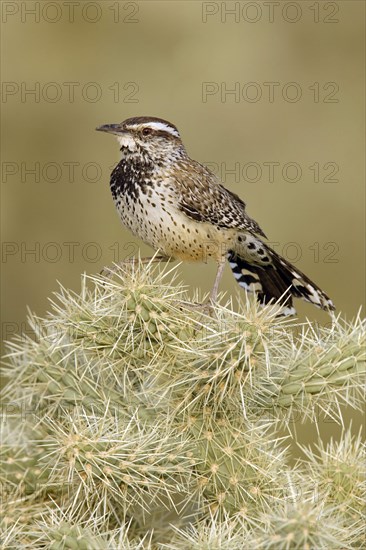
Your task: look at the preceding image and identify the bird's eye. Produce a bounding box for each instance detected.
[142,127,152,136]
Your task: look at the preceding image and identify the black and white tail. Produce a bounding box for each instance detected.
[228,235,335,316]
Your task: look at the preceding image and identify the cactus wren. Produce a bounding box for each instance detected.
[96,116,335,315]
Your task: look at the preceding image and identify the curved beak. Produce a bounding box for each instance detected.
[96,123,125,135]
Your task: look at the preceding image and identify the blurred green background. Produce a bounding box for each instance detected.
[1,2,365,440]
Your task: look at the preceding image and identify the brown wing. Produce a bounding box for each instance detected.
[177,159,267,239]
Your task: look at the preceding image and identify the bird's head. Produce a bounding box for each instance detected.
[96,116,186,161]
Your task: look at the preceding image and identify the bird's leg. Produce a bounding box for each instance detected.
[100,255,172,278]
[209,260,226,303]
[176,260,226,315]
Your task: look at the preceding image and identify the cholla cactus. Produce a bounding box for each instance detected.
[1,260,365,548]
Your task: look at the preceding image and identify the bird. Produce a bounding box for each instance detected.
[96,116,335,316]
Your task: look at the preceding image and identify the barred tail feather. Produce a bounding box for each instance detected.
[227,246,335,316]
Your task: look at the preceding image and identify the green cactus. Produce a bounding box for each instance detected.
[1,261,365,547]
[297,428,366,546]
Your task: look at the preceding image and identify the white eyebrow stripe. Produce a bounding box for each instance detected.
[139,121,180,137]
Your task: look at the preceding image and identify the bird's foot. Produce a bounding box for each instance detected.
[174,299,215,317]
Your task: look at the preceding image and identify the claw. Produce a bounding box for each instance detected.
[173,299,216,317]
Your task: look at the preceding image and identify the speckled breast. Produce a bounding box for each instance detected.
[109,161,234,262]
